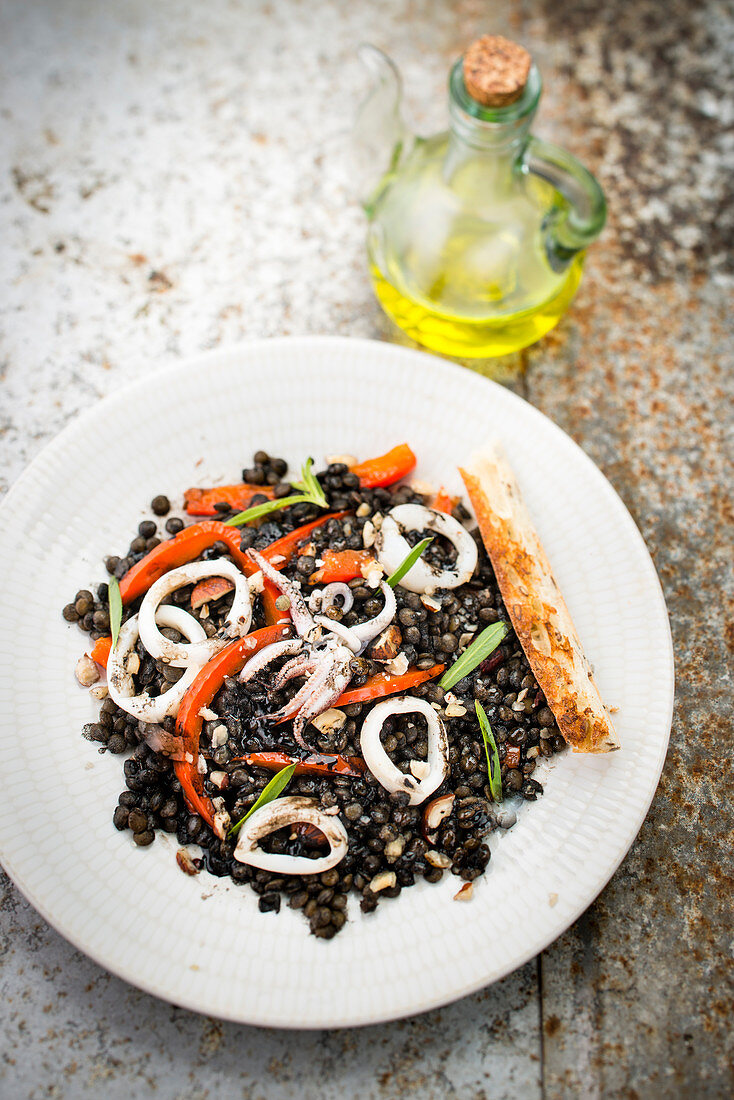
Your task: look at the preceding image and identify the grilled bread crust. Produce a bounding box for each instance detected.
[460,444,619,753]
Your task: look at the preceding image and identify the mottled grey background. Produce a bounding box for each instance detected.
[1,1,732,1097]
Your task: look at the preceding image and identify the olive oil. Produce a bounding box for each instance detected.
[370,254,584,358]
[355,40,605,360]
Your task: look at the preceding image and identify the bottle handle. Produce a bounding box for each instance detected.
[522,136,606,270]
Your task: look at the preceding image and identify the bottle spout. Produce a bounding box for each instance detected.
[523,137,606,270]
[353,45,413,213]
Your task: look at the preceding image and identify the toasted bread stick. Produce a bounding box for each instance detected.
[460,444,619,753]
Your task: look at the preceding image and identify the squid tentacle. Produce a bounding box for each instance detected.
[246,549,315,637]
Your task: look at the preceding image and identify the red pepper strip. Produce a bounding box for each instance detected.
[308,549,374,585]
[231,751,366,779]
[183,483,275,516]
[335,663,445,707]
[432,487,457,515]
[257,513,348,621]
[349,444,416,489]
[174,623,292,826]
[258,511,351,568]
[89,635,112,666]
[118,520,256,605]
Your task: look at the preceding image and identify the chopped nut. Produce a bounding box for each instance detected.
[370,624,402,662]
[197,753,207,774]
[126,653,140,675]
[75,654,100,687]
[89,684,109,700]
[425,849,451,869]
[176,849,201,876]
[198,707,218,721]
[356,502,371,518]
[445,702,468,718]
[369,871,397,893]
[372,512,383,529]
[365,567,382,594]
[421,594,441,613]
[423,793,455,833]
[212,809,231,839]
[454,882,474,901]
[410,760,431,780]
[384,837,405,863]
[310,708,347,734]
[326,453,357,466]
[410,479,434,496]
[210,770,228,789]
[385,652,409,676]
[211,723,228,748]
[459,632,475,649]
[505,745,522,768]
[248,569,264,594]
[362,520,376,548]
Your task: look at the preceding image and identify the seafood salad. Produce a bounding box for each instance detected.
[65,443,615,939]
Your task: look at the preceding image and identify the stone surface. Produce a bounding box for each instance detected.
[0,0,732,1097]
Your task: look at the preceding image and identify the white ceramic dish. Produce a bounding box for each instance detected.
[0,336,673,1028]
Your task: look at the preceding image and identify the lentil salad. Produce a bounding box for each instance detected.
[65,447,566,939]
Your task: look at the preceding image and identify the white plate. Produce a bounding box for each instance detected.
[0,336,673,1028]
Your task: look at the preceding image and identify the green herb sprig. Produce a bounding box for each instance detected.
[108,576,122,649]
[386,537,433,589]
[475,700,502,803]
[228,763,297,837]
[439,620,508,691]
[224,458,328,528]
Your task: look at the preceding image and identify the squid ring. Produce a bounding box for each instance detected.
[139,559,251,668]
[360,695,449,805]
[233,796,348,874]
[376,504,477,593]
[107,605,207,722]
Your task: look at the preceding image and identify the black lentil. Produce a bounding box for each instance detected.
[65,452,567,940]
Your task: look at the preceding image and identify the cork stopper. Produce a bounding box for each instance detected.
[462,35,532,108]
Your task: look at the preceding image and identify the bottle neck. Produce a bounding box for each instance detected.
[447,58,541,157]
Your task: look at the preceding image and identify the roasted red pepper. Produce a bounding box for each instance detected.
[232,751,366,779]
[335,663,445,706]
[174,624,292,826]
[432,487,458,515]
[118,520,255,604]
[89,635,112,666]
[259,512,350,568]
[308,549,374,585]
[349,444,416,489]
[116,515,341,627]
[183,483,275,516]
